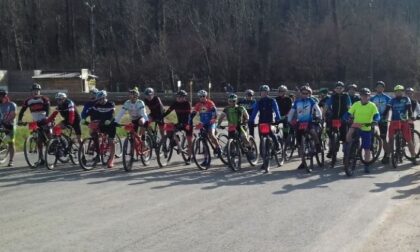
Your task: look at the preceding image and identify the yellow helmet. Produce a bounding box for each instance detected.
[394,85,404,91]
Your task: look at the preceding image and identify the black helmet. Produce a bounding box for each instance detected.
[0,89,7,96]
[31,83,41,90]
[360,88,371,95]
[376,81,385,87]
[176,90,188,97]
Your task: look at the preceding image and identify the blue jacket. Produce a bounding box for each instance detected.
[250,97,281,124]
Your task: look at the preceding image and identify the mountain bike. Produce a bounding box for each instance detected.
[156,123,190,167]
[329,119,343,168]
[120,122,152,172]
[298,121,324,173]
[259,123,284,172]
[45,124,79,170]
[0,126,11,164]
[389,120,415,169]
[192,123,229,170]
[404,121,420,159]
[21,119,53,169]
[223,124,258,171]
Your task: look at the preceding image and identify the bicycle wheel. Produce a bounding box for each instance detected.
[260,136,271,170]
[68,138,80,165]
[301,135,312,173]
[218,134,229,165]
[246,136,259,166]
[122,137,135,172]
[100,137,111,165]
[404,129,420,159]
[274,135,284,167]
[0,136,10,164]
[283,133,295,161]
[114,134,123,158]
[344,141,358,177]
[78,137,98,171]
[391,133,403,169]
[156,135,174,167]
[140,135,152,166]
[315,140,325,168]
[360,133,382,165]
[227,139,241,171]
[56,137,70,164]
[45,138,59,170]
[24,135,40,169]
[179,133,190,162]
[329,132,338,168]
[192,137,211,170]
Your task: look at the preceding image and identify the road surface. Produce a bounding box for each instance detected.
[1,140,420,251]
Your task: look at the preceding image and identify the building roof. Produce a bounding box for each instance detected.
[32,72,98,79]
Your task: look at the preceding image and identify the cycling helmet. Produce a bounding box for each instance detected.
[31,83,41,90]
[406,87,415,92]
[89,88,99,95]
[55,92,67,100]
[0,89,8,96]
[228,93,238,101]
[245,89,254,96]
[319,88,329,94]
[144,87,154,96]
[348,84,358,90]
[197,90,208,97]
[129,87,140,96]
[376,81,386,87]
[360,88,371,95]
[278,85,288,92]
[335,81,345,88]
[176,90,188,97]
[259,85,270,92]
[95,90,107,100]
[394,85,404,91]
[300,86,312,94]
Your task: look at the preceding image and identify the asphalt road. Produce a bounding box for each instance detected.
[1,134,420,252]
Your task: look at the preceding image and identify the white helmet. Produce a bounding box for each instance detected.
[55,92,67,100]
[90,88,99,95]
[197,90,208,97]
[95,90,108,100]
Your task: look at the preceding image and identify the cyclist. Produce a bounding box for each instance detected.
[347,84,361,104]
[405,87,420,118]
[370,81,392,164]
[275,85,293,140]
[288,86,323,170]
[87,90,117,168]
[163,90,192,164]
[384,85,417,164]
[238,89,256,137]
[189,90,220,166]
[54,92,82,144]
[81,88,99,121]
[250,84,281,172]
[217,93,250,145]
[318,88,330,109]
[17,83,51,166]
[0,89,17,167]
[344,88,380,173]
[324,81,352,158]
[115,87,147,132]
[144,87,165,137]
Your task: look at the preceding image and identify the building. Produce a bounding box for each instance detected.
[32,69,97,93]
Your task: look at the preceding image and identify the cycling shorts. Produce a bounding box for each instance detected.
[388,121,411,142]
[359,130,372,150]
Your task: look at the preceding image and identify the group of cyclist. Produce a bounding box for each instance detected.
[0,80,419,173]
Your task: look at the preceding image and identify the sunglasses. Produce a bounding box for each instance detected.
[301,92,309,95]
[199,95,206,98]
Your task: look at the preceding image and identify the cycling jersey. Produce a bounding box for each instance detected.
[238,98,256,115]
[250,97,281,124]
[318,95,330,108]
[88,101,115,122]
[0,97,16,125]
[18,95,50,122]
[222,105,247,125]
[370,93,391,117]
[275,96,292,117]
[410,99,420,117]
[287,98,321,123]
[115,99,147,123]
[347,101,379,131]
[325,93,351,119]
[81,100,96,120]
[385,96,412,121]
[164,100,191,125]
[190,99,217,125]
[349,94,361,104]
[144,96,164,120]
[57,99,80,125]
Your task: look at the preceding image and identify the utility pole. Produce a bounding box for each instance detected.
[369,0,374,89]
[85,1,96,73]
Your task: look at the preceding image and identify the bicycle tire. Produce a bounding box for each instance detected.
[301,135,312,173]
[192,137,211,170]
[360,133,382,165]
[227,139,241,171]
[122,137,135,172]
[344,141,358,177]
[391,132,403,169]
[260,136,271,170]
[246,136,259,166]
[156,135,174,167]
[114,134,123,158]
[0,134,10,164]
[78,137,97,171]
[329,132,338,168]
[403,129,420,159]
[45,138,59,170]
[274,135,284,167]
[315,140,325,168]
[217,134,229,165]
[179,133,189,162]
[141,135,152,166]
[24,135,40,169]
